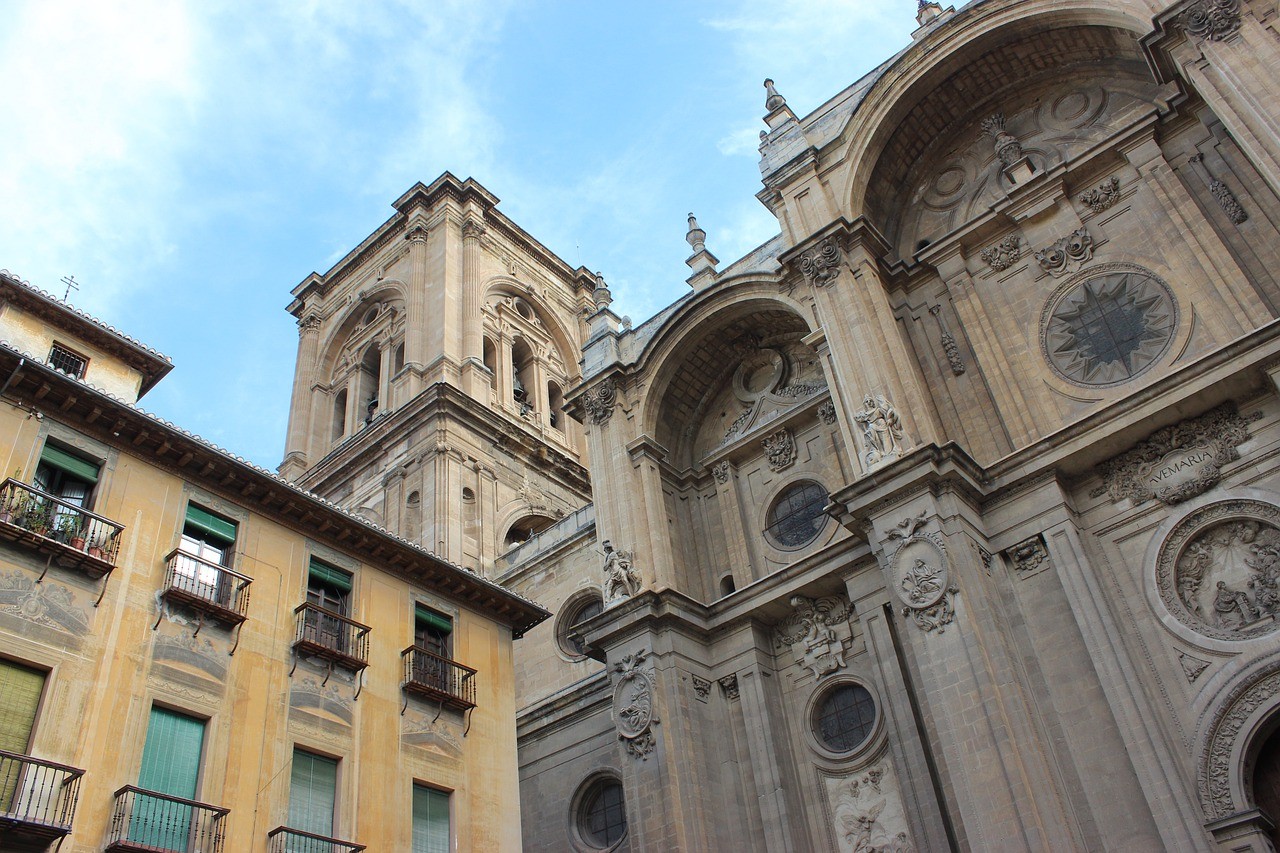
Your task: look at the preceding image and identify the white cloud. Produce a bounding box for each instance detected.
[717,125,764,157]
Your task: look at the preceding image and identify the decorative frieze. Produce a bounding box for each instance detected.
[853,394,906,467]
[1035,227,1094,278]
[885,514,957,634]
[1080,177,1121,213]
[1180,0,1242,42]
[613,649,658,759]
[601,541,641,605]
[775,595,852,679]
[1094,403,1255,504]
[583,381,617,425]
[799,239,842,287]
[762,429,797,472]
[979,235,1021,271]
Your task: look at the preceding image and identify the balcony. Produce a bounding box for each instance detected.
[104,785,228,853]
[0,478,123,578]
[266,826,365,852]
[0,749,84,847]
[159,550,251,627]
[401,646,477,711]
[291,603,370,673]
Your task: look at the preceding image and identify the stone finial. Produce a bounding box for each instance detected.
[917,0,944,25]
[686,213,706,253]
[763,79,787,113]
[980,112,1024,166]
[592,271,612,310]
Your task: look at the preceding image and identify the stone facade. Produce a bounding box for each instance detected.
[277,0,1280,850]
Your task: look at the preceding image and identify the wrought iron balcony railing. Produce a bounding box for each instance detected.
[0,749,84,844]
[267,826,366,853]
[104,785,228,853]
[401,645,477,710]
[160,550,252,626]
[0,478,123,577]
[292,603,370,672]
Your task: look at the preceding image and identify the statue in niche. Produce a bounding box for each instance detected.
[602,541,640,604]
[853,394,905,466]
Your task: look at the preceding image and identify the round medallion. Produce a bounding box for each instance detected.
[887,533,949,611]
[732,349,785,402]
[1156,500,1280,641]
[1041,264,1176,387]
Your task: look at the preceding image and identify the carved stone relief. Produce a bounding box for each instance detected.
[775,595,853,679]
[1042,264,1177,387]
[763,429,798,472]
[826,759,916,853]
[980,235,1021,271]
[1006,535,1050,579]
[1178,651,1211,684]
[583,381,617,425]
[1035,228,1094,278]
[690,675,711,703]
[0,570,89,634]
[1157,501,1280,641]
[929,305,965,376]
[612,649,658,759]
[853,395,906,467]
[980,112,1024,167]
[712,461,730,484]
[1080,177,1122,213]
[818,401,838,425]
[719,674,740,701]
[1094,403,1255,505]
[1200,665,1280,819]
[800,239,843,287]
[885,514,957,634]
[601,540,641,605]
[1180,0,1242,42]
[1188,153,1249,224]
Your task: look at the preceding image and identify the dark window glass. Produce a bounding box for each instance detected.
[560,596,603,657]
[48,343,87,379]
[765,481,828,547]
[814,683,876,753]
[582,780,626,847]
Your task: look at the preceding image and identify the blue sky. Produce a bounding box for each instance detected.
[0,0,917,470]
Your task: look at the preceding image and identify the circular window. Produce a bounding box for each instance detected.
[813,683,877,754]
[577,778,627,849]
[765,481,829,548]
[1042,266,1176,387]
[558,593,605,658]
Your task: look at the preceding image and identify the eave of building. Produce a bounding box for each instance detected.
[0,342,550,637]
[297,381,591,497]
[0,270,174,395]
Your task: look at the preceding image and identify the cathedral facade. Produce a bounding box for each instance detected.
[280,0,1280,849]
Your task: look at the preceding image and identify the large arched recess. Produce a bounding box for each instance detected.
[635,277,814,472]
[482,275,580,381]
[318,281,408,377]
[834,0,1154,229]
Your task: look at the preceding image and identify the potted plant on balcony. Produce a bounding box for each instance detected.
[56,514,87,549]
[24,501,53,537]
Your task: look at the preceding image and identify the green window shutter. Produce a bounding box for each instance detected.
[309,560,353,593]
[0,660,45,811]
[415,606,452,634]
[412,785,450,853]
[184,504,237,545]
[39,444,99,484]
[289,749,338,837]
[134,707,205,849]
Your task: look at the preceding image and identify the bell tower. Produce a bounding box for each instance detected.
[279,173,596,575]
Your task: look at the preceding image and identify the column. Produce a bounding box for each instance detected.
[281,314,322,477]
[460,219,487,397]
[404,221,430,374]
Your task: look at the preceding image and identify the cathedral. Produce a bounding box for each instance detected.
[276,0,1280,850]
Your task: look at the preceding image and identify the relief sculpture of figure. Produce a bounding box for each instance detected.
[602,540,641,604]
[1213,580,1257,629]
[853,394,905,466]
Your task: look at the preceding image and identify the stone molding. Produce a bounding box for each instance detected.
[1199,659,1280,819]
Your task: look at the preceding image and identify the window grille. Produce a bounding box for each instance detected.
[47,344,87,379]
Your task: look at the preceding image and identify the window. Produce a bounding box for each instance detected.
[412,784,449,853]
[414,606,452,659]
[175,504,236,604]
[812,683,876,754]
[556,593,603,658]
[288,749,338,841]
[576,777,627,849]
[34,442,99,509]
[47,343,87,379]
[133,706,206,848]
[764,480,828,548]
[304,560,354,653]
[0,660,45,811]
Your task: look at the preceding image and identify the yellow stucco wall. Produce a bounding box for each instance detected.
[0,303,146,403]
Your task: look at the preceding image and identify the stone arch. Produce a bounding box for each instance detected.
[834,2,1154,231]
[482,276,579,380]
[318,281,408,378]
[1197,652,1280,825]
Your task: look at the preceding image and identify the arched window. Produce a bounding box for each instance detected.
[482,337,497,381]
[556,591,605,658]
[548,381,564,430]
[504,514,556,548]
[511,339,534,414]
[331,389,347,441]
[358,344,381,424]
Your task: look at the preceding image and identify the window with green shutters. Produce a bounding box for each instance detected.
[177,504,237,604]
[0,660,45,811]
[412,784,449,853]
[34,442,99,507]
[288,748,338,840]
[132,706,206,849]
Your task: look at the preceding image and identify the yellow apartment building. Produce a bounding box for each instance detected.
[0,269,547,852]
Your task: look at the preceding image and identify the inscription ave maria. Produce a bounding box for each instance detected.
[1141,444,1220,504]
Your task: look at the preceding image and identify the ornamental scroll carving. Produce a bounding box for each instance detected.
[1007,535,1050,579]
[1035,228,1094,278]
[583,381,617,425]
[1180,0,1241,42]
[712,461,730,484]
[1094,404,1255,505]
[601,540,641,605]
[613,649,658,759]
[763,429,797,472]
[885,514,957,634]
[800,239,842,287]
[1157,500,1280,641]
[774,595,852,679]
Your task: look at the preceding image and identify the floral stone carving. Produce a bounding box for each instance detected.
[775,595,852,679]
[829,760,915,853]
[818,400,837,425]
[799,238,842,287]
[601,540,641,605]
[712,461,730,484]
[1209,179,1248,224]
[1035,228,1094,278]
[762,429,797,472]
[853,394,906,467]
[612,649,658,759]
[1094,403,1253,504]
[980,235,1021,271]
[1181,0,1241,42]
[980,112,1024,167]
[1157,501,1280,641]
[583,380,617,425]
[886,516,957,634]
[1080,177,1121,213]
[1007,535,1050,578]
